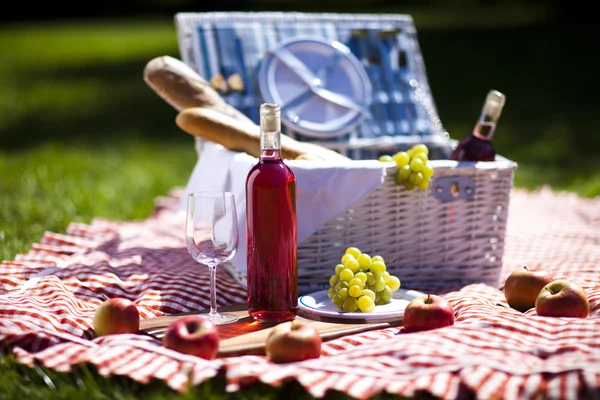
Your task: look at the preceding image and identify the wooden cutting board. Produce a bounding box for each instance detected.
[140,303,401,358]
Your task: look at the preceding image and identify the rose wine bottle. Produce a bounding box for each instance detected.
[450,90,506,162]
[246,103,298,322]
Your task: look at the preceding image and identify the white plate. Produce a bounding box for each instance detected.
[298,288,426,322]
[258,36,372,138]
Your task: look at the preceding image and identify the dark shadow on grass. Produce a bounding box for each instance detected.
[0,53,184,149]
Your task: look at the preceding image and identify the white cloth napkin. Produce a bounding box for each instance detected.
[179,142,388,275]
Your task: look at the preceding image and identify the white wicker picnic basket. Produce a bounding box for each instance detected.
[174,12,517,293]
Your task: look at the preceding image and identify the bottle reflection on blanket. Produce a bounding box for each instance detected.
[245,103,298,322]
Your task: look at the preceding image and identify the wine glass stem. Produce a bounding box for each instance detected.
[208,263,218,318]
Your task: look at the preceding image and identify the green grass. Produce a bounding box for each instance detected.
[0,16,193,261]
[0,353,415,400]
[0,14,598,399]
[0,142,196,261]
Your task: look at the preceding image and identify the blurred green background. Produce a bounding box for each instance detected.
[1,0,598,262]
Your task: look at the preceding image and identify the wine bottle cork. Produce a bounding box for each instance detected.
[483,90,506,120]
[260,103,281,133]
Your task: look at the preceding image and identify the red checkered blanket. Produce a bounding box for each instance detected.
[1,187,599,399]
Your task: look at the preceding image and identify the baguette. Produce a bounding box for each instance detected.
[176,107,351,163]
[143,55,254,125]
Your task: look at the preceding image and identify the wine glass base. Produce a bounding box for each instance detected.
[199,312,240,325]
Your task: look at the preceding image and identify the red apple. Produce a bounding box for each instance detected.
[535,279,589,318]
[93,298,140,337]
[265,320,322,363]
[504,266,554,312]
[162,315,220,360]
[403,294,454,333]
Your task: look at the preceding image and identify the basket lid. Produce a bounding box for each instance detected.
[175,12,453,159]
[258,36,372,138]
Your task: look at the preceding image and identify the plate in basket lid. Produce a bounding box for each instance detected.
[259,36,372,138]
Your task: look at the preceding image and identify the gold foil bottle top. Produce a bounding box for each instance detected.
[482,90,506,120]
[260,103,281,133]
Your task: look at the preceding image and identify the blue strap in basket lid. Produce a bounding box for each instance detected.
[258,36,372,138]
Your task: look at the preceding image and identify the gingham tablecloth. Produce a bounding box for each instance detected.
[1,187,599,399]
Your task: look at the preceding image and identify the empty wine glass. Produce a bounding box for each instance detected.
[186,191,239,324]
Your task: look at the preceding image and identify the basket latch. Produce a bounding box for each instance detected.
[432,176,476,202]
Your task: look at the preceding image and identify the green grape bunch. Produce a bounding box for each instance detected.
[378,144,434,191]
[327,247,401,313]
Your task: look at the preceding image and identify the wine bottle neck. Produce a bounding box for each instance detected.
[259,103,282,160]
[472,120,496,141]
[260,130,281,160]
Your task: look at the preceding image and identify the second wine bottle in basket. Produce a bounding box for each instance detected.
[450,90,506,162]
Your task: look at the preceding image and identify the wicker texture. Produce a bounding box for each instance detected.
[298,159,516,293]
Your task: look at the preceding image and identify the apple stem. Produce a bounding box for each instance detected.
[523,266,529,271]
[186,321,198,333]
[545,286,554,295]
[426,294,431,304]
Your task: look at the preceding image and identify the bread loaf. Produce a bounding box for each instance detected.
[145,55,351,163]
[143,55,254,125]
[176,108,351,163]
